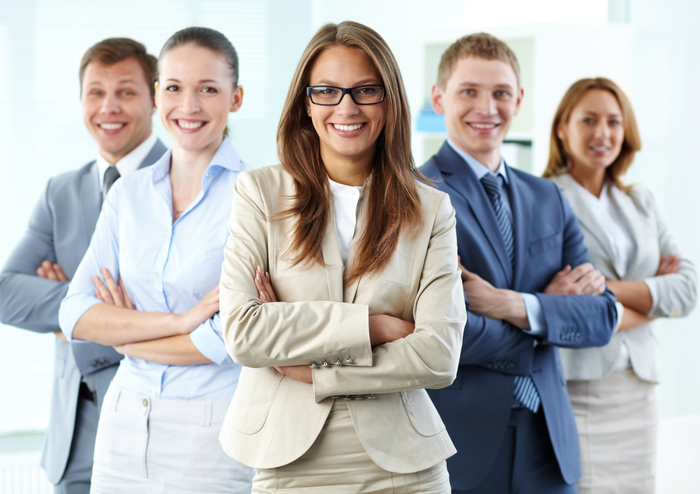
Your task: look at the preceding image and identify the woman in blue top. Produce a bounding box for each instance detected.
[59,27,254,493]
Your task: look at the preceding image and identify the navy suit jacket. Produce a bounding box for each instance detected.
[420,142,616,490]
[0,139,166,483]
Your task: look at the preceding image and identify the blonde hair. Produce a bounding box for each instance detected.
[437,32,520,89]
[542,77,641,191]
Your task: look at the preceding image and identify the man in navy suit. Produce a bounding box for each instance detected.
[420,33,617,493]
[0,38,166,493]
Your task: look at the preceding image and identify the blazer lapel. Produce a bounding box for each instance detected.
[321,206,344,303]
[609,185,647,279]
[554,173,621,279]
[436,143,513,285]
[507,168,533,291]
[81,161,102,246]
[139,138,168,169]
[343,181,369,303]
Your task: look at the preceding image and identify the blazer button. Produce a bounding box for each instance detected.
[334,359,343,366]
[343,395,352,400]
[91,359,99,368]
[354,395,364,400]
[330,395,339,399]
[322,361,330,368]
[309,362,317,369]
[367,394,376,400]
[345,358,354,364]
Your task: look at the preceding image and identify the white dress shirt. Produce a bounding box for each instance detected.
[329,177,364,266]
[572,180,636,370]
[96,133,158,191]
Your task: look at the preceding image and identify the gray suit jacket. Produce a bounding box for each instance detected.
[0,139,166,484]
[550,173,697,382]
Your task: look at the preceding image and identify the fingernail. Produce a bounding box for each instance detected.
[265,272,269,277]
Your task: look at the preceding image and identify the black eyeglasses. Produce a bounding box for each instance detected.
[306,85,386,106]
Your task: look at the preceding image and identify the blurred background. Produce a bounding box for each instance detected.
[1,0,699,491]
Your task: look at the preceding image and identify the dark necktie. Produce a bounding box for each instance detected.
[103,166,121,202]
[480,173,541,413]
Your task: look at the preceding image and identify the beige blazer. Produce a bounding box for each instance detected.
[218,165,465,473]
[550,173,697,382]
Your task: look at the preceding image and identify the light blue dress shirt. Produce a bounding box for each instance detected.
[59,137,247,401]
[447,139,546,335]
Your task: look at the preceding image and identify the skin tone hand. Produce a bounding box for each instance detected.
[93,270,212,364]
[253,266,415,383]
[606,254,677,332]
[656,254,680,276]
[543,263,606,296]
[459,259,530,329]
[35,261,69,343]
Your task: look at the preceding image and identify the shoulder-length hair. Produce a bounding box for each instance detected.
[277,21,424,284]
[542,77,641,191]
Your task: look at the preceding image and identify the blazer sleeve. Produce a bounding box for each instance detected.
[0,179,69,333]
[534,183,617,348]
[312,194,467,401]
[641,188,697,318]
[220,171,374,368]
[457,311,535,374]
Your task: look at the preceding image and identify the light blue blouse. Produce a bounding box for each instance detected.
[59,138,247,401]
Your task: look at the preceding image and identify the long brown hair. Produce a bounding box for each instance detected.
[543,77,641,191]
[276,21,424,284]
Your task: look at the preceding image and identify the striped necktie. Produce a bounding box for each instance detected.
[480,173,540,413]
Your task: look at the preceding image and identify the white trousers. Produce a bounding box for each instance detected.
[567,369,657,494]
[90,385,254,494]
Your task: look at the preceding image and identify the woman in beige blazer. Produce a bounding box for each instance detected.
[218,21,465,493]
[544,77,697,494]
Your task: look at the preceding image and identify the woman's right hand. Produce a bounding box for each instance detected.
[177,286,220,334]
[656,254,680,276]
[368,315,415,347]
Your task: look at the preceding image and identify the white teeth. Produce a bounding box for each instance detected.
[178,120,204,129]
[333,123,363,131]
[99,123,124,130]
[470,123,497,129]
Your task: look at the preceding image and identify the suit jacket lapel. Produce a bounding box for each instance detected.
[81,161,102,246]
[321,204,344,303]
[140,138,167,170]
[554,173,621,279]
[343,180,369,303]
[507,168,533,291]
[436,143,513,285]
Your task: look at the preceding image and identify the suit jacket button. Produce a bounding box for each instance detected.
[322,361,330,367]
[309,362,317,369]
[343,395,352,400]
[367,394,376,400]
[335,359,343,366]
[354,395,364,400]
[330,395,340,399]
[345,358,354,364]
[91,359,99,368]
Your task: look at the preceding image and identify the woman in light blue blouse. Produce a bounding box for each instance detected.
[58,27,254,493]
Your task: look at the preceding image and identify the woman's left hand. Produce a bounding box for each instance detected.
[274,365,312,383]
[93,269,134,310]
[254,266,312,383]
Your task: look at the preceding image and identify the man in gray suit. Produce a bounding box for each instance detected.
[0,38,166,494]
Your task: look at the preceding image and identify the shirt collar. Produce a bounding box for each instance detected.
[96,133,157,189]
[151,136,243,185]
[447,138,508,183]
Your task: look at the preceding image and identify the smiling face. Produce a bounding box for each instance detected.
[155,44,242,155]
[306,45,386,177]
[81,57,155,164]
[558,89,625,174]
[431,56,523,170]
